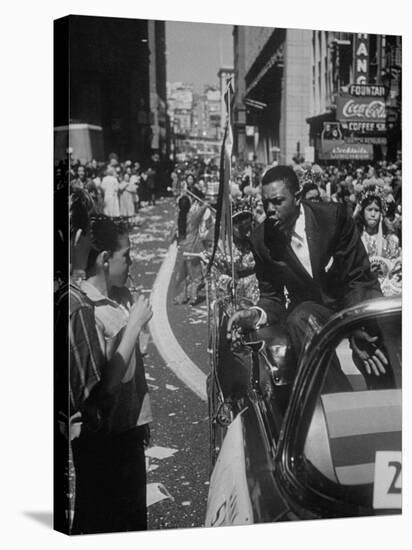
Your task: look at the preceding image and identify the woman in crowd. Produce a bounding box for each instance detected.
[214,196,260,308]
[354,185,401,296]
[100,167,120,217]
[119,171,137,219]
[129,164,141,213]
[187,172,205,199]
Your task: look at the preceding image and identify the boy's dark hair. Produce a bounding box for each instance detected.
[261,165,300,195]
[87,216,129,273]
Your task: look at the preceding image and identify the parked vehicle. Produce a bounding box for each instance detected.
[205,295,401,525]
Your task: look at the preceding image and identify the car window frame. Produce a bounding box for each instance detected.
[274,296,402,517]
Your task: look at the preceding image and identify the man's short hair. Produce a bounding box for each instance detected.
[302,181,320,198]
[261,165,300,195]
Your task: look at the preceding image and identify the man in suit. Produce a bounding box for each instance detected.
[227,165,388,381]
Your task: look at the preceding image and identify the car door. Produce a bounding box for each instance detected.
[274,297,402,519]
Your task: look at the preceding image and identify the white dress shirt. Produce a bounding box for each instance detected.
[290,207,313,277]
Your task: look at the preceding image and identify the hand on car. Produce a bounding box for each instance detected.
[226,308,260,344]
[350,327,388,377]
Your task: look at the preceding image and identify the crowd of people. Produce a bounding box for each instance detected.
[55,152,173,223]
[170,157,402,308]
[54,148,402,534]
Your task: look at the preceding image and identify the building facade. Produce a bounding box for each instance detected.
[233,26,311,165]
[167,82,194,136]
[307,31,402,163]
[54,15,168,164]
[218,67,235,137]
[233,26,401,165]
[167,83,223,140]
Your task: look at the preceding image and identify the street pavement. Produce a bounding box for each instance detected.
[129,197,210,531]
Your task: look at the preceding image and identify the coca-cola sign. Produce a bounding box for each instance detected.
[337,94,386,123]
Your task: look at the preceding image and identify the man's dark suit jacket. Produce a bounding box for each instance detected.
[250,200,382,324]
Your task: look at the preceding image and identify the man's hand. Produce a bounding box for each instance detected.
[350,328,388,377]
[226,309,260,344]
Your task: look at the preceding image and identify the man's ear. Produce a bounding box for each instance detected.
[294,190,303,205]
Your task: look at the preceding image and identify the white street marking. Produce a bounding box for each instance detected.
[149,241,207,401]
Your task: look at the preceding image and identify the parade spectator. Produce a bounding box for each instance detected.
[119,172,137,219]
[339,185,356,216]
[101,166,120,217]
[85,179,104,215]
[76,216,153,533]
[173,191,214,306]
[70,164,88,192]
[301,181,321,202]
[108,152,119,167]
[176,188,191,242]
[187,173,205,199]
[170,169,179,196]
[149,152,162,196]
[145,167,157,205]
[210,195,260,307]
[86,158,99,180]
[353,185,401,296]
[55,188,106,533]
[129,163,142,211]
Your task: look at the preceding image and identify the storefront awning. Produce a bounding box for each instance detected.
[306,110,336,125]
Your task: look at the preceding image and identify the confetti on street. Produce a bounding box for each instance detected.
[146,446,179,460]
[147,483,174,507]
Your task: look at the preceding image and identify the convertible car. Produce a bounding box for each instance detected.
[205,295,401,526]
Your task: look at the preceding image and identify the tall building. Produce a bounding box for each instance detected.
[233,26,401,165]
[205,87,221,140]
[218,66,234,136]
[167,83,223,140]
[233,26,248,161]
[233,26,311,165]
[307,32,402,162]
[149,20,169,159]
[191,93,209,137]
[167,82,194,135]
[54,15,168,164]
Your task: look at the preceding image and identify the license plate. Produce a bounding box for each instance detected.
[373,451,402,510]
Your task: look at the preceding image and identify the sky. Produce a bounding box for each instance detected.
[166,20,233,93]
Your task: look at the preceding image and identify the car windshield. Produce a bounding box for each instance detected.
[299,311,401,512]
